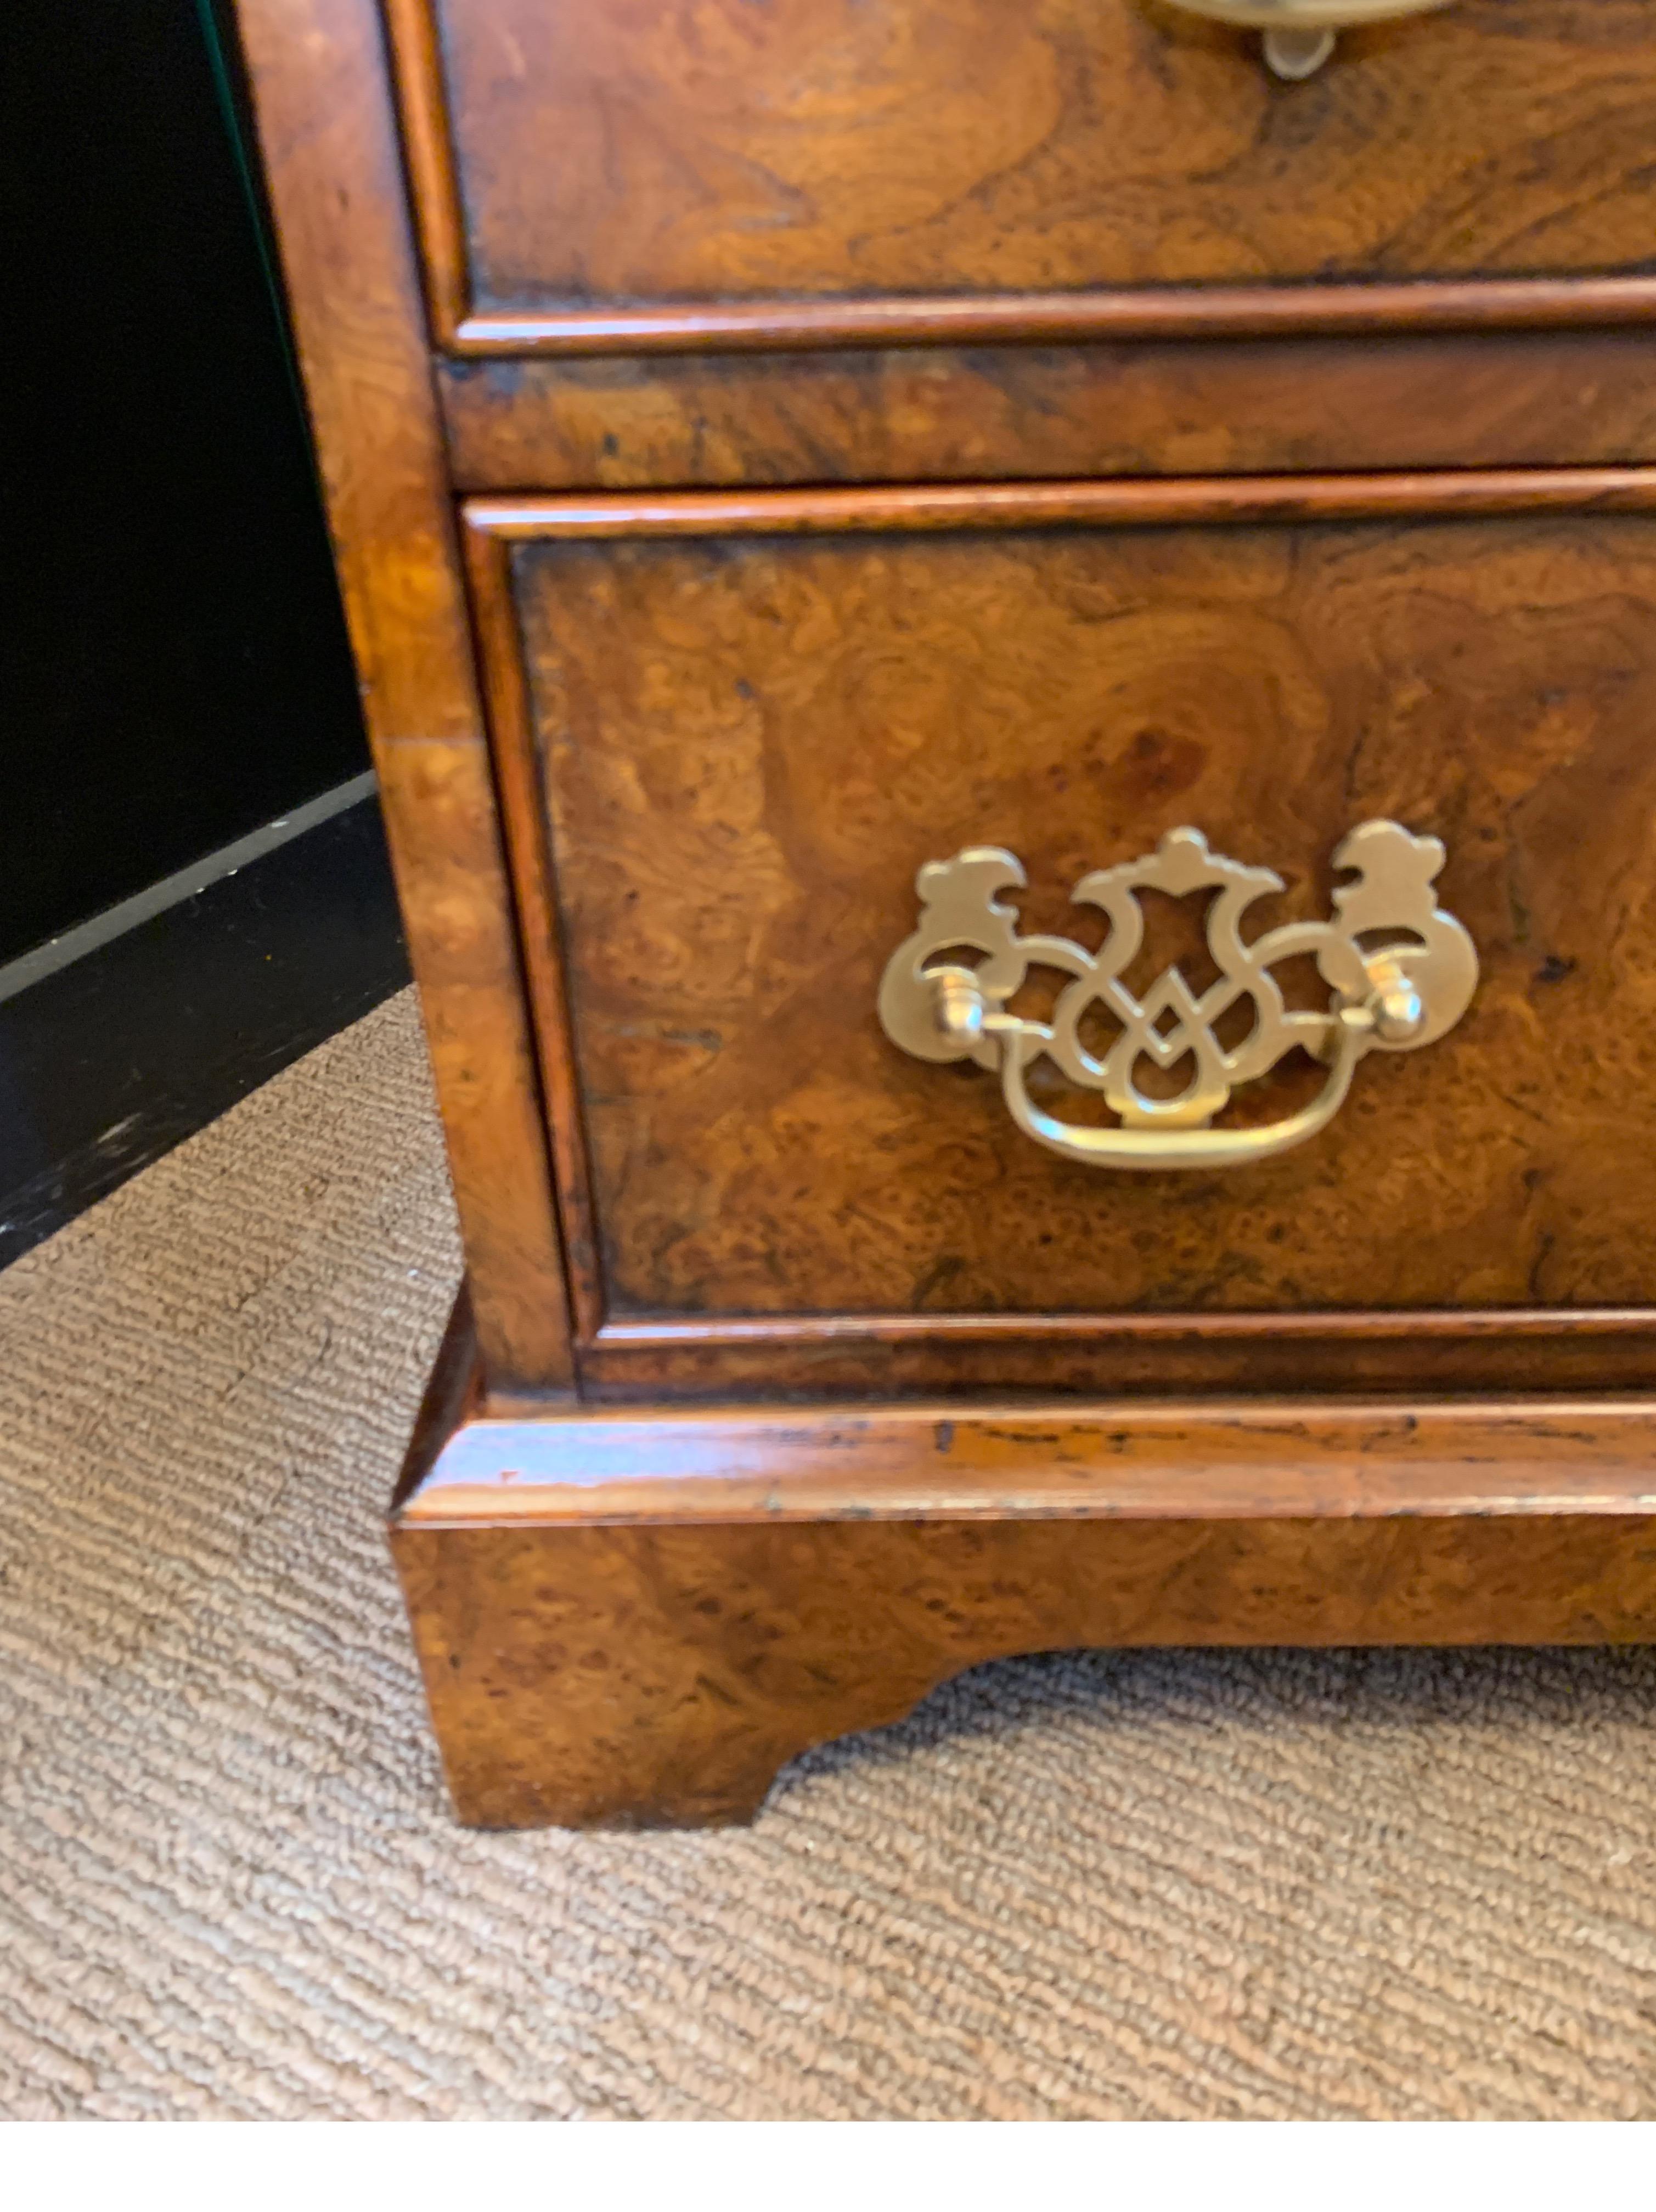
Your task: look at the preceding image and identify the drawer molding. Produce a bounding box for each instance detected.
[423,274,1656,365]
[578,1313,1656,1404]
[463,470,1656,544]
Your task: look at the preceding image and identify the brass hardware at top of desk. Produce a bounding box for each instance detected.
[877,820,1478,1173]
[1157,0,1456,81]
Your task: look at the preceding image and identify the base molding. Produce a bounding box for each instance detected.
[391,1295,1656,1829]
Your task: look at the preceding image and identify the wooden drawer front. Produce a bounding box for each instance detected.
[467,475,1656,1393]
[402,0,1656,351]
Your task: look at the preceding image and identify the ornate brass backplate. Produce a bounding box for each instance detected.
[1156,0,1455,80]
[877,821,1478,1171]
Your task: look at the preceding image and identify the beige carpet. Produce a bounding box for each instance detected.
[5,989,1656,2119]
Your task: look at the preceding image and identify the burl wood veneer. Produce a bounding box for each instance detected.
[393,1301,1656,1829]
[405,0,1656,337]
[439,332,1656,492]
[481,490,1656,1328]
[237,0,1656,1824]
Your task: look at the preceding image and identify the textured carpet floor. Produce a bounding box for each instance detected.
[4,989,1656,2118]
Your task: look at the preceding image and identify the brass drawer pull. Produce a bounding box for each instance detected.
[1158,0,1455,80]
[877,821,1477,1172]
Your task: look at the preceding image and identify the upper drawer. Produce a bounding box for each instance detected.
[392,0,1656,352]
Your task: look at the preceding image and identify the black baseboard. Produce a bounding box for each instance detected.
[0,795,411,1269]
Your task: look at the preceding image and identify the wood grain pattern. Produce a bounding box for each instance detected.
[397,1506,1656,1826]
[233,0,573,1392]
[392,1344,1656,1825]
[409,0,1656,350]
[439,331,1656,491]
[482,487,1656,1348]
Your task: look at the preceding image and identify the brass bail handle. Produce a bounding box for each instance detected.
[1156,0,1456,81]
[876,821,1479,1174]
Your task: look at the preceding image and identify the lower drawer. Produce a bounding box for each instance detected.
[463,471,1656,1398]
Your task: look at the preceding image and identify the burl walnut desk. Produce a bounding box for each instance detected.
[236,0,1656,1826]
